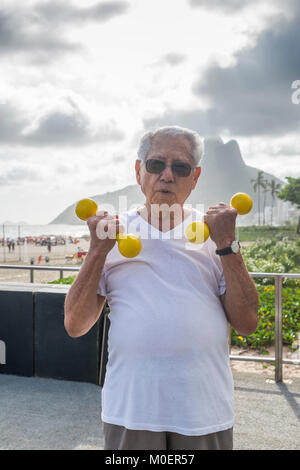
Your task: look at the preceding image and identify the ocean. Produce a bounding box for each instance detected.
[1,224,90,240]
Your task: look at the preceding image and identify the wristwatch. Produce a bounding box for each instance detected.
[216,240,241,256]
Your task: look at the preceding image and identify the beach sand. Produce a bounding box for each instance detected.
[0,237,90,284]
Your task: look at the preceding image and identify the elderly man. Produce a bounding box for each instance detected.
[64,126,259,450]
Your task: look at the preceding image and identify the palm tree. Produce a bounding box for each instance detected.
[251,171,265,225]
[277,177,300,233]
[261,178,269,226]
[266,179,282,226]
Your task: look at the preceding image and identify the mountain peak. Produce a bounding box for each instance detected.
[203,136,224,154]
[201,136,245,171]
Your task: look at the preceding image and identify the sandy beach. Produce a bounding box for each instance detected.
[0,237,90,284]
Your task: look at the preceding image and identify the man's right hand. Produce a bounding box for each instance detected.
[87,211,125,257]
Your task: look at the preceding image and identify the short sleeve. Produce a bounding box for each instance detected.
[97,266,107,297]
[218,272,226,296]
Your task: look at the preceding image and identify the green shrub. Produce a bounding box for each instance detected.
[49,275,76,285]
[238,224,298,242]
[231,284,300,350]
[242,238,300,287]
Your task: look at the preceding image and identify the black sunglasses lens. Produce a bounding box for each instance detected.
[145,159,192,177]
[146,159,166,174]
[172,162,192,177]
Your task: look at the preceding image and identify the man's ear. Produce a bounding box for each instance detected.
[135,160,141,185]
[191,166,201,190]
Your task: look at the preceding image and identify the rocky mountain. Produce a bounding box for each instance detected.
[50,136,286,226]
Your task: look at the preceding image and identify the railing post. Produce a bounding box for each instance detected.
[3,224,6,263]
[60,270,63,280]
[30,268,34,283]
[275,275,283,382]
[228,324,232,354]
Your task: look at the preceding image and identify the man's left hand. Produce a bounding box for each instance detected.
[203,203,237,249]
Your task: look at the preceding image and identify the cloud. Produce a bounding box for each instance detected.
[188,0,256,13]
[54,163,80,174]
[0,103,27,143]
[23,109,124,146]
[23,110,91,146]
[0,8,79,57]
[0,1,130,59]
[143,108,211,136]
[0,166,41,186]
[35,1,130,25]
[144,5,300,138]
[0,97,125,147]
[271,143,300,156]
[159,53,187,66]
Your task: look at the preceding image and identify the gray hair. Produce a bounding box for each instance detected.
[137,126,203,166]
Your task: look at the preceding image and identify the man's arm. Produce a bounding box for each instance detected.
[203,202,259,336]
[218,251,259,336]
[64,250,107,337]
[64,210,123,338]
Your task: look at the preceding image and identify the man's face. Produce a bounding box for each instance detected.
[135,134,201,207]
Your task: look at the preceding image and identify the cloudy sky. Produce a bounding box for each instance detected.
[0,0,300,224]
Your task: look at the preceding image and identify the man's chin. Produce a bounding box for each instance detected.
[158,190,175,196]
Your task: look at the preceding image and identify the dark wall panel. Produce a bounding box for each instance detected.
[34,291,100,384]
[0,290,34,377]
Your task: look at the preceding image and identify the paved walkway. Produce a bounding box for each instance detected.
[0,371,299,450]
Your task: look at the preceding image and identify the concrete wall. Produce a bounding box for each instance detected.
[0,283,108,384]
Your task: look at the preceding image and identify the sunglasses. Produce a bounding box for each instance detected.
[145,159,193,177]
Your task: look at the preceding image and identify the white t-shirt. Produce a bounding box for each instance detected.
[97,208,234,436]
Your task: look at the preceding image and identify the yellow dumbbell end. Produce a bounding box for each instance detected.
[230,193,253,215]
[117,234,142,258]
[185,221,210,244]
[75,198,98,221]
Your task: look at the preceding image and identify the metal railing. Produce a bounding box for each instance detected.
[0,264,79,283]
[0,266,299,382]
[230,272,300,382]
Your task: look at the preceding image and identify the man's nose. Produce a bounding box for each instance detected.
[160,164,174,182]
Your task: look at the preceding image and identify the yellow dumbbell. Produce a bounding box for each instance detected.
[75,198,142,258]
[186,192,253,244]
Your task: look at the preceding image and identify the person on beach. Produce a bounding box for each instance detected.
[64,126,259,450]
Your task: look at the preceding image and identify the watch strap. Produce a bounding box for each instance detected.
[216,240,240,256]
[215,246,233,256]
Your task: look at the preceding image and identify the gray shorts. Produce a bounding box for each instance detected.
[103,422,233,450]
